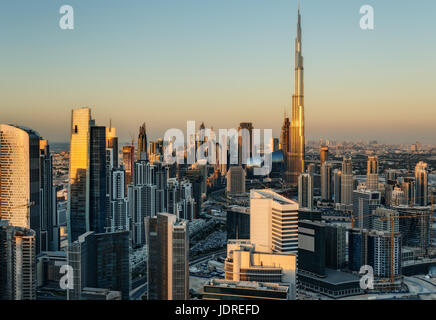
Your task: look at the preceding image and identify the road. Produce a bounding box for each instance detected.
[190,248,227,267]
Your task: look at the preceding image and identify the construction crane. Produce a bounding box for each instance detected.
[10,201,35,223]
[379,212,433,285]
[350,205,434,287]
[350,213,375,229]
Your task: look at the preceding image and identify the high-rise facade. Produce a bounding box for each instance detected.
[67,230,131,300]
[341,155,353,209]
[0,222,36,300]
[39,140,59,251]
[0,124,42,253]
[352,186,381,230]
[110,169,129,232]
[366,156,379,191]
[146,213,189,300]
[89,126,107,234]
[226,166,246,195]
[320,145,329,167]
[68,107,92,243]
[138,123,148,161]
[414,161,428,206]
[106,123,118,168]
[288,8,305,186]
[122,145,135,195]
[250,189,299,253]
[298,173,313,209]
[320,161,333,201]
[333,169,342,205]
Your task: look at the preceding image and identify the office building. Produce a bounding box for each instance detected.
[138,123,148,161]
[0,124,42,254]
[68,107,92,243]
[146,213,189,300]
[0,222,36,300]
[226,206,250,240]
[298,173,313,209]
[298,220,325,277]
[341,155,354,209]
[89,125,107,234]
[238,122,254,165]
[250,189,299,253]
[366,156,379,191]
[320,161,333,201]
[325,224,346,270]
[348,228,369,272]
[226,166,246,195]
[67,230,130,300]
[106,122,118,168]
[203,279,290,300]
[122,145,135,194]
[36,251,66,289]
[110,169,129,232]
[352,186,381,230]
[39,140,59,252]
[414,161,428,206]
[333,169,342,204]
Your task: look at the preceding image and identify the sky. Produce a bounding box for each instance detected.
[0,0,435,144]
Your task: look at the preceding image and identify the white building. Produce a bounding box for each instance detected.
[250,189,299,254]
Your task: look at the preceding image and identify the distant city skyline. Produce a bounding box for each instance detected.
[1,0,435,144]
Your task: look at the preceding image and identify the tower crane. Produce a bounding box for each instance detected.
[10,201,35,224]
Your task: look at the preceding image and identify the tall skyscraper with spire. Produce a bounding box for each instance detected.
[288,6,305,186]
[138,123,148,161]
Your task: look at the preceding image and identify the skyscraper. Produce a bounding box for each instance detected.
[288,8,305,186]
[238,122,254,165]
[138,123,148,161]
[226,166,246,195]
[250,189,299,253]
[0,124,42,253]
[110,169,129,232]
[414,161,428,206]
[333,169,342,205]
[122,145,135,195]
[39,140,59,251]
[89,126,108,234]
[146,213,189,300]
[280,116,290,156]
[68,107,92,243]
[106,122,118,168]
[320,161,333,201]
[341,155,353,210]
[0,222,36,300]
[67,230,131,300]
[366,156,379,191]
[352,186,381,230]
[320,145,329,167]
[298,173,313,209]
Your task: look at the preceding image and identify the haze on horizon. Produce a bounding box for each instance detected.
[0,0,435,145]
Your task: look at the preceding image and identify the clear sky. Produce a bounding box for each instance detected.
[0,0,435,144]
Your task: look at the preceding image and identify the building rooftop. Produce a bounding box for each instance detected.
[206,279,289,293]
[250,189,297,206]
[300,268,360,285]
